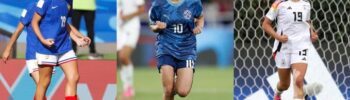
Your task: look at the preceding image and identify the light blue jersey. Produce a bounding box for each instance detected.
[149,0,203,60]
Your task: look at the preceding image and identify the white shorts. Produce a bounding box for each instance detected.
[116,23,140,51]
[274,49,308,69]
[26,60,39,73]
[36,50,77,66]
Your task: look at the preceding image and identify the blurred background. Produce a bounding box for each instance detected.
[117,0,234,99]
[0,0,116,99]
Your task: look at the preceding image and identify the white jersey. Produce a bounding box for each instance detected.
[117,0,144,27]
[266,0,312,53]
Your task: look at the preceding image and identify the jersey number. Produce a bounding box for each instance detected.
[299,49,307,56]
[173,24,183,34]
[293,12,303,22]
[61,16,66,27]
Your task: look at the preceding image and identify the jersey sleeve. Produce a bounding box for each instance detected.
[148,3,159,25]
[305,3,311,21]
[35,0,51,16]
[265,0,282,21]
[193,0,203,18]
[66,0,73,17]
[20,9,30,25]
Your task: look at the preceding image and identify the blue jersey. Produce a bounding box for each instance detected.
[34,0,72,55]
[149,0,203,60]
[20,3,38,60]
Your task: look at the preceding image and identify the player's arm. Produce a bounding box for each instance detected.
[120,3,145,21]
[2,23,25,63]
[307,21,318,43]
[150,21,167,33]
[32,12,54,47]
[262,17,288,43]
[66,24,91,47]
[193,15,204,35]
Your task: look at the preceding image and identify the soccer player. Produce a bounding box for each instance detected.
[1,1,89,94]
[149,0,204,99]
[31,0,89,99]
[117,0,145,98]
[262,0,318,99]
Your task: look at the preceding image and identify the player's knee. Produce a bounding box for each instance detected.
[295,78,304,88]
[278,82,290,90]
[67,73,80,84]
[176,88,190,97]
[163,86,174,96]
[118,54,129,64]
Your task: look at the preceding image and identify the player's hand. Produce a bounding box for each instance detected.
[1,49,11,64]
[193,26,203,35]
[277,34,288,43]
[83,36,91,45]
[156,21,167,30]
[311,31,318,43]
[42,39,55,47]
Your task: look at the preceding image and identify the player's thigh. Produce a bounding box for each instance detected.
[160,65,175,89]
[58,50,79,80]
[158,55,177,87]
[175,59,195,91]
[291,52,308,81]
[175,68,194,92]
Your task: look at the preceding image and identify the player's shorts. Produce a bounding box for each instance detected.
[274,49,308,69]
[26,60,39,73]
[36,50,77,66]
[157,54,195,73]
[116,23,140,51]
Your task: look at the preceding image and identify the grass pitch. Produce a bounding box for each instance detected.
[117,66,233,100]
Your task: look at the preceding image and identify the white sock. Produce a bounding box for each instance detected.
[275,88,283,96]
[121,64,134,90]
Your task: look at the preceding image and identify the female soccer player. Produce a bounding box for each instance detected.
[262,0,318,99]
[31,0,89,99]
[149,0,204,99]
[1,3,89,89]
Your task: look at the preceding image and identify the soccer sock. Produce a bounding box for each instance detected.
[275,88,283,96]
[65,95,78,100]
[121,64,134,90]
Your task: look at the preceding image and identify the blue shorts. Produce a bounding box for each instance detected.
[157,54,195,73]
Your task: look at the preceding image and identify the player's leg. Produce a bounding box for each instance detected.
[161,65,175,100]
[35,65,53,100]
[118,46,135,97]
[35,53,57,100]
[291,63,307,99]
[71,10,83,52]
[274,52,291,100]
[27,60,40,84]
[175,60,194,97]
[58,50,79,99]
[291,49,308,99]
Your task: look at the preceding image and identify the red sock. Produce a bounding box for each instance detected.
[65,95,78,100]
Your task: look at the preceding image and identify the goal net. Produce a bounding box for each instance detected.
[234,0,350,99]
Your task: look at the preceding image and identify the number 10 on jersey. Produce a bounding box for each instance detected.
[173,24,183,34]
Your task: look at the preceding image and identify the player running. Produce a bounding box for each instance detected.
[149,0,204,99]
[1,2,89,99]
[31,0,89,99]
[262,0,318,99]
[117,0,145,99]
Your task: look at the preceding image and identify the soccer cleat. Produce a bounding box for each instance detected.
[123,85,135,97]
[274,95,281,100]
[304,82,323,96]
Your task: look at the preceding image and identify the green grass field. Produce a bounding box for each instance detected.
[118,66,233,100]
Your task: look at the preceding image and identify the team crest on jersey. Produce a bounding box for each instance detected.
[183,9,192,19]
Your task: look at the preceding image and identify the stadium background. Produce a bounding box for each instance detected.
[234,0,350,100]
[0,0,116,99]
[117,0,233,99]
